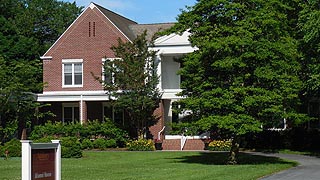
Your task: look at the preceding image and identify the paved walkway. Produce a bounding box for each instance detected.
[250,152,320,180]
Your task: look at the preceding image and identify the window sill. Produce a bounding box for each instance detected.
[62,85,83,88]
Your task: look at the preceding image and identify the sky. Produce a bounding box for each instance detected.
[63,0,197,24]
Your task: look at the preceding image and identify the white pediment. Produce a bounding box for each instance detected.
[154,31,192,46]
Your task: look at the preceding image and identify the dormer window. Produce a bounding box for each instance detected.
[62,59,83,87]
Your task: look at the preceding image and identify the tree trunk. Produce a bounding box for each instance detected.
[228,138,239,165]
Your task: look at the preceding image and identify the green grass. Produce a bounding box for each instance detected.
[0,151,297,180]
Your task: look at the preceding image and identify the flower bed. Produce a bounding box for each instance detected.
[208,140,232,151]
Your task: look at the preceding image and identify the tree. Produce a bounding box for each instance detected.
[0,0,82,141]
[170,0,308,164]
[299,0,320,98]
[100,31,161,139]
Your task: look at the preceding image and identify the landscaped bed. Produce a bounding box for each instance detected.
[1,151,297,180]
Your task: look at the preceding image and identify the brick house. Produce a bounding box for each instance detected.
[37,2,204,150]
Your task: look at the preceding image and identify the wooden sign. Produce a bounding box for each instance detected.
[21,140,61,180]
[31,149,56,180]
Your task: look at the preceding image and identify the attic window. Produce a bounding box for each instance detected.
[93,22,96,37]
[89,22,91,37]
[89,22,96,37]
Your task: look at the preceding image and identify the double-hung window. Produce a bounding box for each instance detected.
[62,59,83,87]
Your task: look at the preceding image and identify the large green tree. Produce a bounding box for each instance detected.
[100,31,161,139]
[0,0,82,141]
[299,0,320,98]
[170,0,308,163]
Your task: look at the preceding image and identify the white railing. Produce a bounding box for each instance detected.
[180,135,187,150]
[158,126,166,140]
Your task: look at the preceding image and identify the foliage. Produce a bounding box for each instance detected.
[242,128,320,151]
[98,31,161,139]
[81,139,93,150]
[0,0,82,141]
[32,136,82,158]
[170,122,200,136]
[92,138,117,150]
[126,139,155,151]
[208,140,232,151]
[30,120,128,147]
[298,1,320,97]
[60,136,82,158]
[0,138,21,157]
[169,0,309,163]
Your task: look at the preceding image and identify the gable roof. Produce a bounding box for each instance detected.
[93,3,138,41]
[41,2,176,58]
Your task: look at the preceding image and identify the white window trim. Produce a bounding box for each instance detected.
[62,59,83,88]
[62,103,79,123]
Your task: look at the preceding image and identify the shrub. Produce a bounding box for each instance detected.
[0,138,21,157]
[60,137,82,158]
[81,139,93,150]
[93,138,107,150]
[32,136,55,143]
[208,140,232,151]
[30,120,128,147]
[127,139,155,151]
[105,139,117,148]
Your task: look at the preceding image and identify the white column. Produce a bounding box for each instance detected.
[51,140,61,180]
[21,140,32,180]
[156,54,162,90]
[80,95,83,124]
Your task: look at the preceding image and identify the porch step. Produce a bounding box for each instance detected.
[162,139,205,151]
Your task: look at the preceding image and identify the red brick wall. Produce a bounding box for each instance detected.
[162,139,180,150]
[148,101,164,140]
[43,6,129,92]
[162,139,205,151]
[183,139,205,150]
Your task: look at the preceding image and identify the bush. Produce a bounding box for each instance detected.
[30,120,128,147]
[105,139,117,148]
[93,138,107,150]
[60,137,82,158]
[81,139,93,150]
[208,140,232,151]
[127,139,155,151]
[0,138,21,157]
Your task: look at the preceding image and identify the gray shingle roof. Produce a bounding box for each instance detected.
[94,3,174,41]
[130,23,175,41]
[94,3,138,40]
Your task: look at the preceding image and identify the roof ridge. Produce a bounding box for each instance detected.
[92,2,137,24]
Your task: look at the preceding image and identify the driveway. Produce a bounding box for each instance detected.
[251,152,320,180]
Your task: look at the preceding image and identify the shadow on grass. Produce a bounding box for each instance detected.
[169,152,297,165]
[258,149,320,158]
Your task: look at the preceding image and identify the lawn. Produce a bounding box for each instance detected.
[1,151,297,180]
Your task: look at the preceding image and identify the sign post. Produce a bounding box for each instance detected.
[21,140,61,180]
